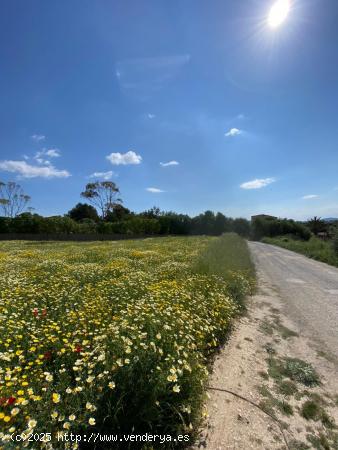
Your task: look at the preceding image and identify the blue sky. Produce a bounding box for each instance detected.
[0,0,337,219]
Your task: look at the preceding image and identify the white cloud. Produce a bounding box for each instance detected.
[148,113,156,119]
[240,177,276,190]
[31,134,45,142]
[160,160,179,167]
[35,158,51,165]
[302,194,319,200]
[106,151,142,165]
[146,187,164,193]
[237,113,245,120]
[225,127,242,137]
[45,148,60,158]
[89,171,116,180]
[0,160,71,179]
[34,148,61,165]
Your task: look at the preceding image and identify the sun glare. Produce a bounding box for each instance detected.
[268,0,291,28]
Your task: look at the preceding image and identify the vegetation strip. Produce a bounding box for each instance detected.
[262,236,338,268]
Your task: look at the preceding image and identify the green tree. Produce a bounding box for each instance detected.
[140,206,161,219]
[214,213,233,235]
[105,204,131,222]
[0,181,31,218]
[68,203,99,222]
[232,218,251,237]
[81,182,122,219]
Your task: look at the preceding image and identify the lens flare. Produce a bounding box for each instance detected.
[268,0,291,28]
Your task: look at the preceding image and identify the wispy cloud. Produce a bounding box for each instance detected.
[33,148,61,166]
[225,127,242,137]
[160,160,179,167]
[240,177,276,190]
[0,160,70,178]
[146,187,164,193]
[89,171,116,180]
[237,113,246,120]
[115,55,190,100]
[148,113,156,119]
[34,148,61,164]
[44,148,60,158]
[31,134,46,142]
[106,151,142,166]
[302,194,319,200]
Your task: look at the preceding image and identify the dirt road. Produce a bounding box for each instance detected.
[195,242,338,450]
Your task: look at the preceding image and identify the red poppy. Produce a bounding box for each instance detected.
[7,397,16,405]
[75,345,82,353]
[44,351,52,360]
[33,308,38,317]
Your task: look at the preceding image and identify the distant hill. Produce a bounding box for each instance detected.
[323,218,338,223]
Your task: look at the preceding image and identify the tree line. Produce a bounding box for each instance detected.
[0,180,336,239]
[0,180,252,236]
[0,207,252,237]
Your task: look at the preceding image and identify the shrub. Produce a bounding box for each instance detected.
[301,400,320,420]
[97,221,114,234]
[40,216,80,234]
[77,218,98,234]
[0,216,11,233]
[11,213,44,233]
[282,358,320,386]
[333,231,338,257]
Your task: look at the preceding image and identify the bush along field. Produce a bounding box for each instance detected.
[0,234,254,449]
[262,235,338,268]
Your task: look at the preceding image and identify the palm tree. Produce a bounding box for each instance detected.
[307,216,327,235]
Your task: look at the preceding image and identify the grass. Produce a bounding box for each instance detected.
[306,433,331,450]
[0,234,253,448]
[289,439,310,450]
[301,400,321,420]
[193,233,255,306]
[277,380,298,397]
[262,236,338,268]
[258,386,294,417]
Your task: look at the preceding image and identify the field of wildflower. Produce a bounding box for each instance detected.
[0,235,253,449]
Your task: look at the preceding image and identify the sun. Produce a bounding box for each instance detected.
[268,0,291,28]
